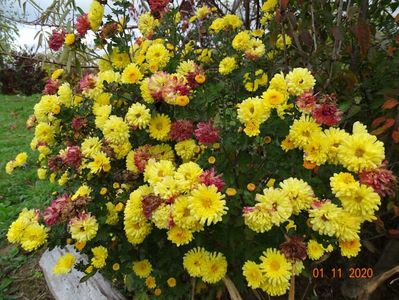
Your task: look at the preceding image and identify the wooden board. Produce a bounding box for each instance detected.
[39,246,126,300]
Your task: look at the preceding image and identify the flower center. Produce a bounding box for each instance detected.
[270,260,280,271]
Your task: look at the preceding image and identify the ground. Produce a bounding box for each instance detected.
[0,94,53,299]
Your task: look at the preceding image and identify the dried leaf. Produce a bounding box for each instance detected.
[371,126,388,136]
[372,116,386,128]
[392,129,399,143]
[382,98,399,109]
[384,118,396,129]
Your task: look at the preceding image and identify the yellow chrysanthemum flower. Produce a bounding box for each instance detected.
[330,172,358,198]
[153,176,179,199]
[138,12,159,37]
[88,0,104,31]
[146,43,170,71]
[81,137,102,158]
[237,96,270,125]
[88,152,111,174]
[183,247,209,277]
[167,226,193,246]
[219,57,237,75]
[102,116,130,145]
[69,214,98,242]
[242,261,264,288]
[174,162,203,192]
[307,240,325,260]
[303,132,329,165]
[64,33,75,46]
[255,188,293,226]
[324,127,351,164]
[148,114,171,141]
[337,122,385,172]
[279,178,314,214]
[167,277,176,287]
[51,68,64,80]
[308,202,341,237]
[285,67,316,96]
[20,222,48,252]
[190,184,227,225]
[339,239,361,258]
[261,279,290,296]
[151,204,171,229]
[91,246,108,268]
[121,63,143,84]
[53,253,76,275]
[175,139,197,161]
[288,115,322,149]
[262,88,286,108]
[145,276,156,288]
[259,248,291,285]
[133,259,152,278]
[125,103,151,129]
[201,252,228,283]
[35,122,55,144]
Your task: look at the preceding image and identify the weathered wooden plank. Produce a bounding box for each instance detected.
[39,246,126,300]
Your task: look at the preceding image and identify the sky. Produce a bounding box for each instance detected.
[12,0,92,49]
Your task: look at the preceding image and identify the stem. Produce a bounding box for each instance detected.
[191,277,196,300]
[288,275,295,300]
[222,276,243,300]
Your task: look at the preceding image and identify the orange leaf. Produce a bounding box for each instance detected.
[371,126,389,136]
[388,229,399,236]
[392,130,399,143]
[280,0,289,9]
[384,118,396,129]
[387,46,396,57]
[372,116,386,128]
[382,98,399,109]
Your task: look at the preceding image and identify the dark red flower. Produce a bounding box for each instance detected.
[199,168,225,192]
[312,103,342,126]
[44,194,71,226]
[134,146,152,172]
[79,73,96,91]
[43,78,60,95]
[359,164,397,198]
[71,116,88,131]
[148,0,170,15]
[194,121,220,145]
[280,236,307,261]
[48,30,66,51]
[170,120,194,141]
[63,146,82,168]
[76,14,90,36]
[141,195,162,219]
[48,155,64,172]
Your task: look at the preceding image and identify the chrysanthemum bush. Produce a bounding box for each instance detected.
[5,0,398,298]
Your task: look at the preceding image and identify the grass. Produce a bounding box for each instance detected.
[0,94,53,299]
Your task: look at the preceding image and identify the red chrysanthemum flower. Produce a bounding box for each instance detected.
[63,146,82,169]
[141,195,162,219]
[194,121,220,145]
[170,120,194,141]
[199,168,225,192]
[48,30,66,51]
[43,78,60,95]
[76,14,90,36]
[48,155,64,172]
[79,73,96,91]
[296,92,317,113]
[71,116,88,131]
[44,194,71,226]
[312,103,342,126]
[148,0,170,15]
[359,164,397,198]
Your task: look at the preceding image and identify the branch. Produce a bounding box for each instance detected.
[222,276,243,300]
[0,51,98,69]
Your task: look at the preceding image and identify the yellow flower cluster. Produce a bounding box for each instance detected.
[5,152,28,174]
[243,248,293,296]
[7,209,48,252]
[88,0,104,31]
[183,248,227,283]
[209,14,242,33]
[124,160,227,247]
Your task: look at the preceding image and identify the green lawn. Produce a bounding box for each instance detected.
[0,94,53,298]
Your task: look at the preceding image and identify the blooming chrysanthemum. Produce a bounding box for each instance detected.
[330,172,358,198]
[338,122,385,172]
[307,240,325,260]
[146,43,170,71]
[190,184,227,225]
[338,184,380,221]
[88,0,104,31]
[262,88,286,108]
[69,213,98,242]
[175,139,198,161]
[35,122,55,144]
[219,57,237,75]
[133,259,152,278]
[153,176,179,199]
[174,162,203,191]
[242,261,264,288]
[121,63,143,84]
[308,201,341,237]
[148,114,171,141]
[303,133,329,165]
[125,103,151,129]
[167,226,193,246]
[172,196,197,230]
[170,120,194,141]
[339,239,361,258]
[237,96,270,125]
[91,246,108,268]
[285,68,315,96]
[255,188,293,226]
[279,178,314,214]
[261,280,290,296]
[243,204,273,233]
[183,247,209,277]
[201,252,228,283]
[324,127,351,164]
[260,248,292,285]
[102,116,130,145]
[144,159,175,185]
[138,12,159,37]
[53,253,76,275]
[20,222,48,252]
[151,204,171,229]
[288,115,322,149]
[88,152,111,174]
[194,121,220,145]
